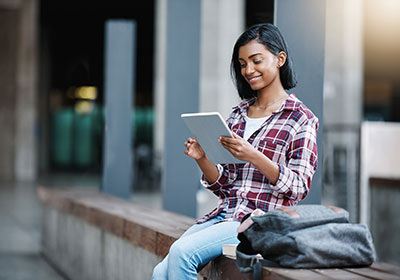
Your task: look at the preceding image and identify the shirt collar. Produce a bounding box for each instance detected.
[232,97,255,115]
[232,93,301,116]
[276,93,301,113]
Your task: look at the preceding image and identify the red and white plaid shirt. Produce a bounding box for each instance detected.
[197,94,319,223]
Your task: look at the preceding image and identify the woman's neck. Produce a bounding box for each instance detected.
[247,86,288,119]
[256,83,288,109]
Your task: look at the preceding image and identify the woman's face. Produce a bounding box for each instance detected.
[238,40,283,92]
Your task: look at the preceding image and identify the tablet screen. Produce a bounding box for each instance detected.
[181,112,245,164]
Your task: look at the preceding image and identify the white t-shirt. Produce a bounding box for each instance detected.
[243,114,270,140]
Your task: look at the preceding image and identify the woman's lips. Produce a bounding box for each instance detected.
[247,75,261,83]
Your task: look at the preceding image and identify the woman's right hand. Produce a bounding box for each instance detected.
[184,137,205,160]
[184,137,219,184]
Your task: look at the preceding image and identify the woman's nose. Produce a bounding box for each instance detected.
[245,64,255,75]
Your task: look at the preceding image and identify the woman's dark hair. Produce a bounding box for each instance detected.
[231,23,297,100]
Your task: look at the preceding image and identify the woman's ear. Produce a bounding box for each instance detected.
[277,51,287,68]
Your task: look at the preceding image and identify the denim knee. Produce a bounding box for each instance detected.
[151,261,167,280]
[170,237,200,267]
[168,239,199,277]
[168,240,188,262]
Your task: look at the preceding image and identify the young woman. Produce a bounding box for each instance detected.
[152,23,318,280]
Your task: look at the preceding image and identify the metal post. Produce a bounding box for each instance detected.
[101,20,136,199]
[275,0,326,204]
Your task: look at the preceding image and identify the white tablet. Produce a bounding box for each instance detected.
[181,112,245,164]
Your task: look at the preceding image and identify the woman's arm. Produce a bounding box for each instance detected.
[195,156,219,184]
[219,133,280,184]
[184,137,219,183]
[219,118,318,201]
[272,119,318,200]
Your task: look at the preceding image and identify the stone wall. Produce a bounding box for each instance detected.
[370,179,400,264]
[38,186,193,280]
[42,206,161,280]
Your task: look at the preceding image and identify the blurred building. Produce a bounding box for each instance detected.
[0,0,399,263]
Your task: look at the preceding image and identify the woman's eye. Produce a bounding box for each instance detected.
[254,60,262,64]
[240,64,246,68]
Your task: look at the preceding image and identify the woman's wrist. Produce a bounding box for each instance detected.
[195,153,208,164]
[247,148,264,165]
[196,155,219,184]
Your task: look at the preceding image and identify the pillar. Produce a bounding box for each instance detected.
[162,0,201,217]
[275,0,326,204]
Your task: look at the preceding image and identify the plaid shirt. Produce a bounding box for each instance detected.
[197,94,319,223]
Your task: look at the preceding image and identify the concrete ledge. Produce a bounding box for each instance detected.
[38,186,399,280]
[37,186,194,258]
[37,186,251,279]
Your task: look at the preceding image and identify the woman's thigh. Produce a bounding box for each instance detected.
[151,214,227,279]
[180,213,226,238]
[168,220,240,268]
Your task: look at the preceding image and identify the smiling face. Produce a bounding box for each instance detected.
[238,40,285,92]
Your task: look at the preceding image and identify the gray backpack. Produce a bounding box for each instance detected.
[236,205,376,278]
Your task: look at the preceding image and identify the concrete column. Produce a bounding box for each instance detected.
[275,0,326,204]
[323,0,363,221]
[153,0,167,172]
[14,0,39,181]
[162,0,201,217]
[195,0,245,217]
[199,0,244,120]
[101,20,136,199]
[0,1,22,9]
[0,8,18,181]
[0,0,38,181]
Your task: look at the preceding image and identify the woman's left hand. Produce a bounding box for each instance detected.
[219,132,258,162]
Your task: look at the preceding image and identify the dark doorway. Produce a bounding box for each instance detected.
[39,0,155,174]
[245,0,274,28]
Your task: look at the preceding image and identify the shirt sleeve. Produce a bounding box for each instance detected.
[200,163,237,192]
[271,116,319,201]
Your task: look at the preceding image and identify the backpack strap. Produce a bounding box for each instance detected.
[253,259,281,280]
[236,249,260,273]
[236,248,280,279]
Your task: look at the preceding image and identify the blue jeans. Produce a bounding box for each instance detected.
[151,212,240,279]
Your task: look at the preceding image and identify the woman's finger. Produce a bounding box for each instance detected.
[221,142,237,154]
[219,136,237,146]
[232,132,240,139]
[220,140,237,150]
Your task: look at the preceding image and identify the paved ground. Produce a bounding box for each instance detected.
[0,181,65,280]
